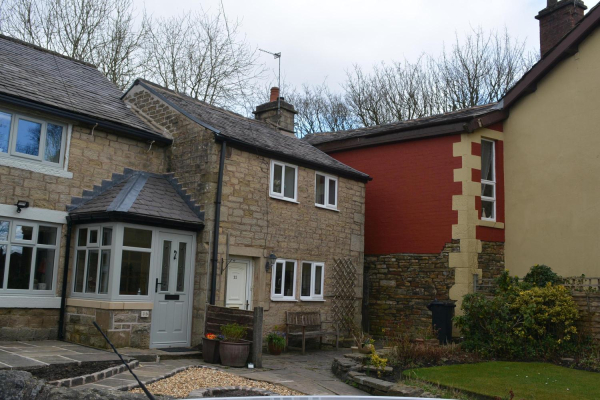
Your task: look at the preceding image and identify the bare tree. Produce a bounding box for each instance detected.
[140,7,264,109]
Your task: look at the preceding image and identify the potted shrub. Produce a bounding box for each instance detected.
[202,333,222,364]
[219,323,250,367]
[266,331,285,355]
[353,331,375,354]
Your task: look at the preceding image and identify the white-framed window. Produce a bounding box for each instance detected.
[300,261,324,301]
[0,109,67,168]
[270,160,298,202]
[0,218,60,295]
[73,226,114,296]
[315,172,338,210]
[481,139,496,221]
[271,259,297,301]
[119,226,152,296]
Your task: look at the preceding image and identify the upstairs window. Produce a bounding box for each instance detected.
[481,139,496,221]
[315,173,338,210]
[270,160,298,202]
[0,110,67,167]
[271,259,296,301]
[300,261,324,301]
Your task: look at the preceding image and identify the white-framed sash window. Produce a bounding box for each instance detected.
[300,261,324,301]
[481,139,496,221]
[271,259,297,301]
[270,160,298,202]
[315,172,338,210]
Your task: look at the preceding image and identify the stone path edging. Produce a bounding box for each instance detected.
[48,360,139,388]
[187,386,277,398]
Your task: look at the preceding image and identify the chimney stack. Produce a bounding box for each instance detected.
[536,0,587,56]
[253,87,297,137]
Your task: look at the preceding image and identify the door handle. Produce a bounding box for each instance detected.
[155,278,162,293]
[245,300,249,310]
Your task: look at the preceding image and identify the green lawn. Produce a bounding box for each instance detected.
[403,362,600,400]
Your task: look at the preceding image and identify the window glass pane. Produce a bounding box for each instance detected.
[44,123,63,163]
[15,118,41,156]
[284,166,296,199]
[316,175,325,205]
[74,250,86,292]
[284,261,295,297]
[15,225,33,241]
[102,228,112,246]
[34,248,54,290]
[301,263,311,297]
[7,246,33,289]
[89,230,98,244]
[78,228,88,247]
[160,241,171,291]
[315,265,323,296]
[98,250,110,294]
[273,164,283,193]
[0,245,6,288]
[176,242,186,292]
[123,228,152,248]
[0,111,11,153]
[328,179,336,206]
[481,140,494,181]
[274,262,283,294]
[482,200,495,219]
[38,226,57,245]
[85,250,99,293]
[481,183,494,198]
[0,221,9,241]
[119,250,150,295]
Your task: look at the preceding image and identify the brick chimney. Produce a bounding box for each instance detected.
[536,0,587,56]
[253,87,297,137]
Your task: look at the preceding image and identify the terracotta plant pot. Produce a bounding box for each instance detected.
[358,344,374,354]
[268,342,283,355]
[202,338,220,364]
[219,341,251,367]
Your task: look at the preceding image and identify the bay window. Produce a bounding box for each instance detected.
[481,139,496,220]
[73,226,113,295]
[300,261,324,301]
[0,218,60,294]
[315,173,338,210]
[270,160,298,202]
[271,259,296,301]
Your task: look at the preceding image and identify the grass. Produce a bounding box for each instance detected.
[403,361,600,400]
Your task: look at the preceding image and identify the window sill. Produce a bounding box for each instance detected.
[478,219,505,229]
[0,156,73,178]
[300,298,326,302]
[66,298,154,309]
[315,204,339,212]
[270,297,298,302]
[0,295,61,308]
[269,195,299,204]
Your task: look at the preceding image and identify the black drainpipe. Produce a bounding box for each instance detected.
[58,217,72,340]
[210,140,227,305]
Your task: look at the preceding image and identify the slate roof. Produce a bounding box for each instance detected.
[68,169,203,230]
[132,80,370,182]
[303,104,499,146]
[0,35,166,142]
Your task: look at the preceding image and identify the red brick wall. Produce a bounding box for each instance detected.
[331,135,461,254]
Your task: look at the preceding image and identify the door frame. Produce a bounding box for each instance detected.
[225,257,253,310]
[149,229,196,349]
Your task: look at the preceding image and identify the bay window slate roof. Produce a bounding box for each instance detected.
[0,35,166,141]
[67,169,203,230]
[134,80,370,182]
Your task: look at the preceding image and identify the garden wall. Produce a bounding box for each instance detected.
[572,292,600,342]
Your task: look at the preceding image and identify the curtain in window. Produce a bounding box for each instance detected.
[481,141,494,185]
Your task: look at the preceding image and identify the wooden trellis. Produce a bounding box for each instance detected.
[331,257,357,334]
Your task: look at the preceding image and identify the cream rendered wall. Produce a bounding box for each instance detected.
[504,28,600,277]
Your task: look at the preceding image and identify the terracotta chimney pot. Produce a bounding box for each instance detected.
[270,87,280,103]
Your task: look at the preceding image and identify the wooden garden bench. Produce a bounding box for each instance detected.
[285,311,339,355]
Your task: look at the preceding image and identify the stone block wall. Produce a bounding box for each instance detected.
[64,306,152,349]
[478,241,505,280]
[364,241,459,336]
[572,292,600,342]
[0,309,59,340]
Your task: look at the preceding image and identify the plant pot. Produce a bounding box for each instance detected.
[219,340,251,367]
[202,338,221,364]
[358,344,374,354]
[268,342,283,355]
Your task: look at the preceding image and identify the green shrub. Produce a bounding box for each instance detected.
[523,264,563,288]
[266,331,286,349]
[456,269,579,359]
[220,323,247,342]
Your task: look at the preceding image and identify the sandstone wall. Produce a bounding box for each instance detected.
[478,241,505,280]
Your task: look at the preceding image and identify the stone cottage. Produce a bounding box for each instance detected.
[306,0,600,335]
[0,35,369,349]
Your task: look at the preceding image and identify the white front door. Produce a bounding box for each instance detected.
[225,258,253,310]
[150,232,193,348]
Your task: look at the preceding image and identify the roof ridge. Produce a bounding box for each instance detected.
[0,34,97,69]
